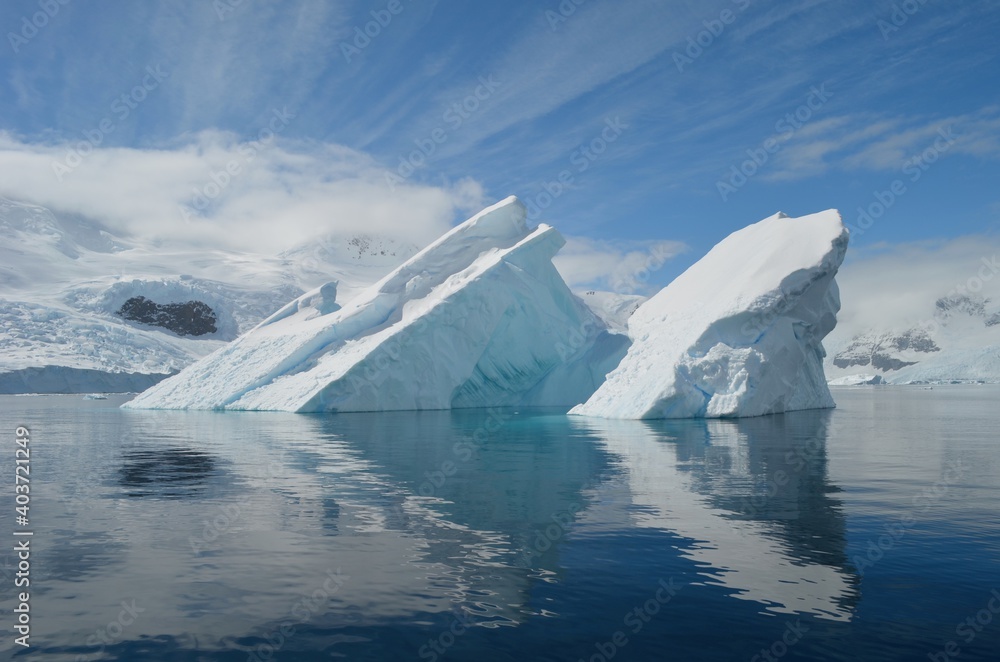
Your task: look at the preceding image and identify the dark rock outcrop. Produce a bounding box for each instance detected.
[832,328,939,372]
[117,296,217,336]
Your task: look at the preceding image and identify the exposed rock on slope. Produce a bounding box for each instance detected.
[117,296,219,336]
[825,293,1000,384]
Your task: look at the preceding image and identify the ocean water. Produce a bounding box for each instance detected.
[0,386,998,661]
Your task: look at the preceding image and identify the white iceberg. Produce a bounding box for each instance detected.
[124,197,628,412]
[571,210,848,419]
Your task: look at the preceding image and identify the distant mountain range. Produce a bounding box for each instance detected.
[823,292,1000,384]
[0,197,416,393]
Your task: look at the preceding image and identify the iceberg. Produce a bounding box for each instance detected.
[124,197,628,412]
[571,210,848,419]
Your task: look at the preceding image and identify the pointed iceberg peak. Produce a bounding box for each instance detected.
[572,209,849,419]
[406,195,529,261]
[124,197,626,413]
[466,194,528,234]
[371,195,530,296]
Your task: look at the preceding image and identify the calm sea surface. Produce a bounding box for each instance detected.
[0,386,998,661]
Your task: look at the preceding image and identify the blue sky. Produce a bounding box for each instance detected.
[1,0,999,290]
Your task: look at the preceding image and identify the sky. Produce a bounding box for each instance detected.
[1,0,999,293]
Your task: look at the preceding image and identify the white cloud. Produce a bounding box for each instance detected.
[832,235,1000,338]
[0,132,487,253]
[554,236,687,293]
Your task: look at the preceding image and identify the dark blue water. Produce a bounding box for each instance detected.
[1,386,998,661]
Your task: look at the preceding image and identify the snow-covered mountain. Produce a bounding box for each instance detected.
[0,197,418,393]
[823,291,1000,384]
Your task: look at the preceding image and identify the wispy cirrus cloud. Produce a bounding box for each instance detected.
[1,0,997,261]
[763,107,1000,181]
[1,0,351,143]
[379,0,718,162]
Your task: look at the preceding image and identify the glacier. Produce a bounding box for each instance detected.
[0,196,419,392]
[571,210,849,419]
[124,197,629,412]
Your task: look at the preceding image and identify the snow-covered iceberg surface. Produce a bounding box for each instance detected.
[571,210,849,419]
[125,197,628,412]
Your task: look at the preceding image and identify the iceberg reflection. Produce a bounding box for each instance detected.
[29,402,858,660]
[572,411,857,621]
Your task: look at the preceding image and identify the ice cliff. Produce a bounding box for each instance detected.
[571,210,848,419]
